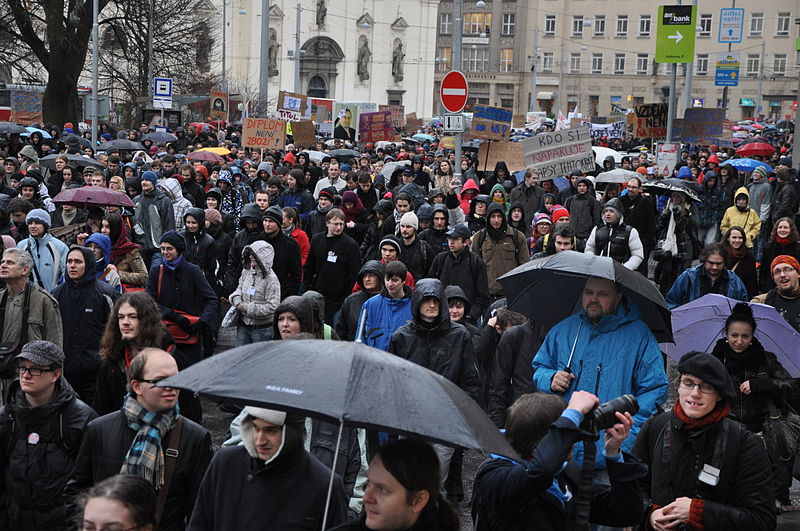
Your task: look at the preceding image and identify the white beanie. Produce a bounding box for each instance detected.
[399,211,419,230]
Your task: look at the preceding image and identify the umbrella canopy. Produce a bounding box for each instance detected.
[412,133,435,142]
[98,139,146,151]
[189,122,213,131]
[142,131,177,144]
[327,149,360,160]
[592,146,623,166]
[721,158,773,173]
[401,137,420,144]
[53,186,135,209]
[596,168,640,184]
[735,142,775,158]
[197,146,232,156]
[304,150,327,163]
[663,294,800,377]
[732,131,749,139]
[380,160,411,179]
[58,134,92,148]
[0,122,28,134]
[498,251,672,342]
[39,153,104,171]
[642,178,701,202]
[187,150,225,162]
[159,340,518,458]
[775,119,794,130]
[22,127,52,139]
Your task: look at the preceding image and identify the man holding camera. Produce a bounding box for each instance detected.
[472,391,647,530]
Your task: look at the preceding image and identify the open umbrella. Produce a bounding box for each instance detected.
[721,158,773,173]
[498,251,672,342]
[142,131,177,144]
[380,160,411,180]
[592,146,623,166]
[39,153,104,171]
[22,127,52,139]
[197,146,232,156]
[58,134,92,148]
[0,122,27,134]
[187,150,225,162]
[735,142,775,158]
[663,294,800,376]
[401,137,420,144]
[304,150,327,163]
[642,178,701,202]
[53,186,135,209]
[596,168,640,184]
[327,149,360,159]
[412,133,435,142]
[98,139,146,151]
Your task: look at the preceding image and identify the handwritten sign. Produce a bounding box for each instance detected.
[291,119,317,147]
[476,142,526,172]
[521,126,594,180]
[677,108,725,144]
[583,120,626,139]
[242,117,286,149]
[10,91,42,125]
[209,91,228,121]
[276,109,300,121]
[405,112,423,134]
[379,105,405,128]
[358,111,393,143]
[470,105,513,141]
[634,103,668,138]
[277,91,308,114]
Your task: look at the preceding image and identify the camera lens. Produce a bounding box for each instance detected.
[591,395,639,431]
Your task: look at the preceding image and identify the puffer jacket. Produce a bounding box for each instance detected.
[719,187,761,247]
[0,379,96,531]
[697,173,727,228]
[362,284,413,352]
[388,278,480,399]
[229,240,281,327]
[336,260,384,341]
[159,177,193,232]
[133,186,175,251]
[181,207,217,286]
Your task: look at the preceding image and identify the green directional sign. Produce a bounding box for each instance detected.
[656,5,697,63]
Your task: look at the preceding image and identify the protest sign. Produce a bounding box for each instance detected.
[291,119,317,147]
[358,111,393,142]
[10,91,42,124]
[656,142,680,177]
[521,126,594,180]
[277,91,308,115]
[209,91,228,120]
[276,109,300,120]
[476,142,526,172]
[583,120,626,139]
[634,103,668,138]
[379,105,405,128]
[470,105,512,141]
[678,108,725,144]
[242,117,286,149]
[405,112,423,134]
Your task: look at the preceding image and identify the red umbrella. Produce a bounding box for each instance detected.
[188,150,225,162]
[189,122,213,131]
[53,186,135,208]
[735,142,775,157]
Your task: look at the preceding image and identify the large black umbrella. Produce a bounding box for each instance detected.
[498,251,672,342]
[98,139,145,151]
[39,153,104,171]
[327,148,360,159]
[0,122,27,134]
[142,131,177,144]
[641,178,700,202]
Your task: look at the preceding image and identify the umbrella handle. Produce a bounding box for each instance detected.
[321,418,345,530]
[565,322,582,371]
[355,307,368,343]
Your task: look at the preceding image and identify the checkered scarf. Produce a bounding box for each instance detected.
[120,394,178,488]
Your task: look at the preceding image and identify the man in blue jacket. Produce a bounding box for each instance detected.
[361,260,412,352]
[665,242,747,309]
[532,275,668,467]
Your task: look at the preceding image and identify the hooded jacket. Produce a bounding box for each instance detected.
[17,230,69,293]
[229,240,281,327]
[418,204,451,255]
[302,290,340,340]
[719,186,761,246]
[272,295,317,338]
[134,184,175,251]
[336,260,384,341]
[146,254,220,328]
[532,299,668,466]
[388,278,480,399]
[565,178,601,240]
[159,177,193,231]
[218,173,244,229]
[458,178,481,216]
[181,207,217,285]
[665,263,749,309]
[584,198,644,270]
[481,161,510,195]
[362,283,413,352]
[746,176,773,224]
[85,232,121,292]
[223,203,269,297]
[470,203,529,296]
[427,242,490,323]
[697,173,727,228]
[489,183,511,217]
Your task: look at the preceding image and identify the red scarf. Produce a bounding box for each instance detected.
[111,221,140,260]
[776,235,792,247]
[673,400,730,431]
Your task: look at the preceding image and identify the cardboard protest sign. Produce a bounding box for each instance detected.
[656,142,680,177]
[241,117,286,149]
[277,91,308,114]
[379,105,405,128]
[405,112,423,134]
[476,142,526,172]
[470,105,513,141]
[521,126,594,180]
[210,91,228,120]
[276,109,301,120]
[291,119,317,147]
[10,91,42,124]
[678,108,725,144]
[358,111,393,142]
[634,103,667,138]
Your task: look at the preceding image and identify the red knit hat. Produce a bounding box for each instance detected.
[772,255,800,274]
[551,205,570,224]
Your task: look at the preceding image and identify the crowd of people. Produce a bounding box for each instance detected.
[0,118,797,530]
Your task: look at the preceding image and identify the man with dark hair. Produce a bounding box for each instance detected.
[471,203,529,300]
[418,204,451,255]
[361,260,413,352]
[7,197,33,242]
[262,205,302,300]
[397,212,433,281]
[336,260,384,341]
[620,176,657,275]
[666,242,748,308]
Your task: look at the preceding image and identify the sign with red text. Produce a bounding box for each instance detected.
[242,117,286,149]
[520,126,594,180]
[358,111,393,142]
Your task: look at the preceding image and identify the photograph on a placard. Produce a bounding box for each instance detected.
[332,102,359,142]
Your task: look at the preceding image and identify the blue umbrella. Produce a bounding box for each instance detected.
[663,294,800,376]
[412,133,435,142]
[721,159,773,173]
[22,127,51,138]
[513,170,568,191]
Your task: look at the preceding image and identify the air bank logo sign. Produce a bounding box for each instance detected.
[656,5,696,64]
[663,7,692,25]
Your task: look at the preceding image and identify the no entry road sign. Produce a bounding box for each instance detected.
[441,71,469,113]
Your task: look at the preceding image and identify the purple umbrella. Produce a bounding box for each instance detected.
[53,186,135,209]
[663,294,800,376]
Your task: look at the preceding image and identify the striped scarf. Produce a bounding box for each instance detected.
[120,394,177,488]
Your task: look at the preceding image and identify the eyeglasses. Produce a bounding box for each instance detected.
[18,366,55,377]
[679,379,716,394]
[135,377,168,387]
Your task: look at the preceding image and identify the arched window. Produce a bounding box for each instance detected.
[308,75,327,98]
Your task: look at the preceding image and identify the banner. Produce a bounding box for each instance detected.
[677,108,725,144]
[634,103,668,138]
[379,105,405,128]
[583,120,626,139]
[358,111,393,142]
[277,91,308,115]
[520,126,594,180]
[241,117,286,149]
[9,91,42,125]
[470,105,513,141]
[476,142,526,172]
[291,119,317,147]
[209,91,229,121]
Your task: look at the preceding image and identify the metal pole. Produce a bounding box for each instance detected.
[91,0,98,146]
[294,3,301,93]
[755,40,765,119]
[453,0,462,183]
[259,0,269,114]
[683,0,697,113]
[721,0,735,115]
[147,0,154,100]
[222,0,227,92]
[557,41,564,114]
[794,20,800,171]
[666,65,677,142]
[530,27,538,113]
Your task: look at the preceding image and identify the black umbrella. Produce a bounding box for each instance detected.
[498,251,673,342]
[142,131,177,144]
[327,148,360,159]
[775,119,794,130]
[98,139,146,151]
[39,153,104,171]
[58,134,92,148]
[0,122,27,134]
[641,178,700,202]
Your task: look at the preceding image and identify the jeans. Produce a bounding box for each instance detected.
[236,325,274,346]
[697,224,719,246]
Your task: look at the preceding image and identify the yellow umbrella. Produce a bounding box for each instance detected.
[197,147,231,156]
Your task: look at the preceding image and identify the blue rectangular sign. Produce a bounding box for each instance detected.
[714,52,740,87]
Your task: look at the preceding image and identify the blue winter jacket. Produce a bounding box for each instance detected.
[18,232,69,292]
[361,287,412,352]
[531,299,668,466]
[665,264,748,309]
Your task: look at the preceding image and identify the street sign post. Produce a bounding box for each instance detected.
[719,8,744,43]
[153,77,173,109]
[443,113,465,133]
[440,71,469,113]
[714,52,740,87]
[656,5,697,63]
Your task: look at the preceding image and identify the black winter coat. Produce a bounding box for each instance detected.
[223,228,269,297]
[419,226,450,255]
[0,380,96,531]
[566,191,601,240]
[264,230,302,300]
[305,232,361,315]
[772,180,798,223]
[620,193,658,249]
[427,248,490,323]
[335,260,384,341]
[181,208,217,287]
[67,411,213,531]
[400,237,433,281]
[147,260,219,326]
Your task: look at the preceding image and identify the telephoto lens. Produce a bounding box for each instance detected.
[591,395,639,431]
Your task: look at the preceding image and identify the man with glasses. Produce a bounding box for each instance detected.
[0,341,96,531]
[620,176,657,276]
[68,348,212,531]
[666,242,747,309]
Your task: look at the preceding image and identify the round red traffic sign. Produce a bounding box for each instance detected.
[440,71,468,113]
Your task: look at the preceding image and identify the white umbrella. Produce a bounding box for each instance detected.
[596,168,641,184]
[380,160,411,179]
[592,146,623,166]
[304,150,327,163]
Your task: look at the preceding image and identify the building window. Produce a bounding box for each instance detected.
[749,13,763,37]
[439,13,452,35]
[613,53,625,74]
[545,15,556,37]
[542,51,554,72]
[699,14,712,37]
[462,47,489,72]
[572,15,584,37]
[774,54,787,76]
[464,13,492,35]
[638,15,651,37]
[592,53,603,74]
[777,13,790,37]
[500,98,514,109]
[500,49,513,72]
[616,15,628,37]
[501,13,515,35]
[594,15,605,37]
[636,53,648,75]
[696,54,708,76]
[437,48,452,71]
[746,53,760,76]
[570,52,581,74]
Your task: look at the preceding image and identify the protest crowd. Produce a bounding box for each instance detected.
[0,113,799,531]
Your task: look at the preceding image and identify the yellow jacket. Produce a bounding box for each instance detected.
[719,187,761,247]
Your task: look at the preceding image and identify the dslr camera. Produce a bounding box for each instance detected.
[579,395,639,438]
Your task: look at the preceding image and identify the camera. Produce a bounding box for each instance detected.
[579,395,639,436]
